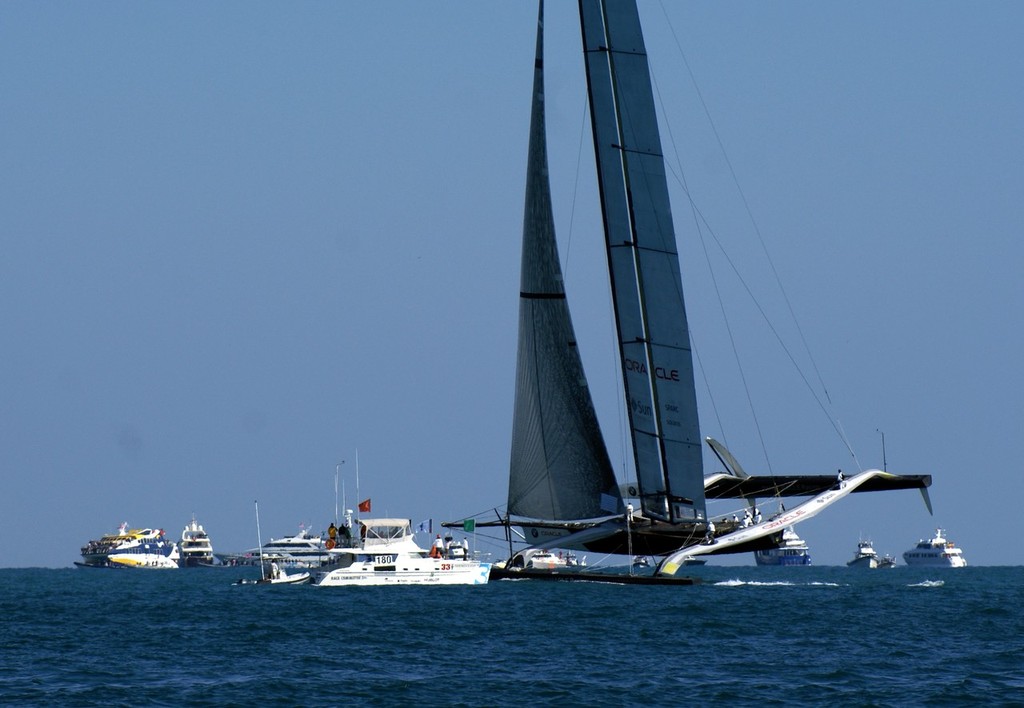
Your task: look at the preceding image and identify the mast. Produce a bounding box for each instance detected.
[255,500,265,581]
[578,0,705,522]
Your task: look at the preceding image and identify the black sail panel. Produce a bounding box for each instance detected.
[507,4,622,522]
[579,0,705,521]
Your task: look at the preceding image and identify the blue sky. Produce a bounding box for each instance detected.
[2,2,1021,568]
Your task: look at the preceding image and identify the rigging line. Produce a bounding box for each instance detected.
[670,174,850,451]
[834,418,862,471]
[562,93,590,281]
[566,92,631,481]
[650,56,775,476]
[647,11,847,453]
[655,0,832,407]
[689,328,728,453]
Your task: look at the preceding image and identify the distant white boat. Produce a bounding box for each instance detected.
[234,565,311,585]
[246,561,310,585]
[179,516,216,567]
[754,527,811,566]
[239,526,329,568]
[509,548,586,571]
[848,539,879,569]
[236,502,314,585]
[847,539,897,569]
[903,529,967,568]
[315,518,490,587]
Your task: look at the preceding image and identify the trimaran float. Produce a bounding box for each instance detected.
[446,1,930,580]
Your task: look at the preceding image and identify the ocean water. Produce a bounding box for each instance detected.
[1,565,1021,706]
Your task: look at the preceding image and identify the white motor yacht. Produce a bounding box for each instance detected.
[902,529,967,568]
[847,539,897,568]
[179,516,216,567]
[754,527,811,566]
[239,526,329,568]
[512,548,586,570]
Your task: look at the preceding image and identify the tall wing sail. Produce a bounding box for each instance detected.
[507,3,622,522]
[579,0,705,522]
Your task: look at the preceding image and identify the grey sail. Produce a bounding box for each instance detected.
[507,3,623,522]
[579,0,706,522]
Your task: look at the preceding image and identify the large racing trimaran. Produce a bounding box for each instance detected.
[446,1,930,579]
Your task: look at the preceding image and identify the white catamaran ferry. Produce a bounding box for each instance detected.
[78,523,180,569]
[315,518,490,587]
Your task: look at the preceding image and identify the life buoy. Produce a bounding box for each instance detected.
[325,539,336,550]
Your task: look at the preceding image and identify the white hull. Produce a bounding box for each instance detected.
[235,571,311,585]
[847,556,879,569]
[317,559,490,587]
[108,553,179,569]
[903,556,967,569]
[263,572,311,584]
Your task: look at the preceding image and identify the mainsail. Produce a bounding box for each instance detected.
[579,0,705,523]
[506,3,622,523]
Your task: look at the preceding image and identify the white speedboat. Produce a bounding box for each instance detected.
[902,529,967,568]
[179,516,216,567]
[233,502,313,584]
[257,570,310,585]
[847,539,881,569]
[77,523,179,569]
[315,518,490,587]
[234,561,311,585]
[252,561,311,585]
[754,527,811,566]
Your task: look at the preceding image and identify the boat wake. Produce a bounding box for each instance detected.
[907,579,945,588]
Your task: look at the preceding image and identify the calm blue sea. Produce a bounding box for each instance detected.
[1,565,1021,706]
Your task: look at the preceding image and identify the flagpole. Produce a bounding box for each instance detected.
[335,461,345,526]
[355,448,361,518]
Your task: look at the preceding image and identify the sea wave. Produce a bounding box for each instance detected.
[715,579,843,588]
[2,567,1022,705]
[908,579,945,588]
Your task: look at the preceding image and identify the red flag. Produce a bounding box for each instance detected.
[358,499,371,513]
